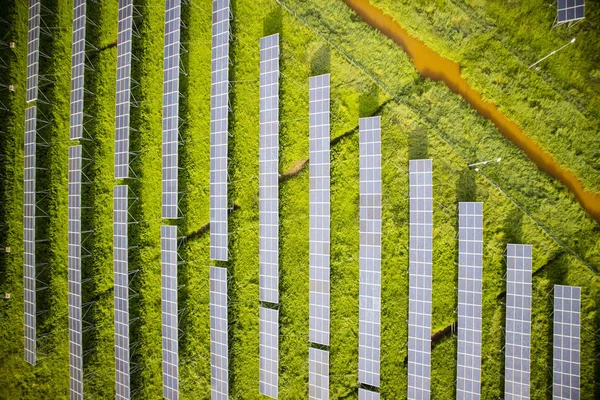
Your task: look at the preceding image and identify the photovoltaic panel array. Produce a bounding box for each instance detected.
[162,0,181,219]
[259,33,279,304]
[358,388,380,400]
[24,106,37,366]
[114,0,133,179]
[504,244,532,400]
[114,185,129,400]
[309,347,329,400]
[407,158,433,400]
[26,0,40,103]
[259,306,278,399]
[308,74,331,346]
[210,0,230,261]
[456,202,483,400]
[70,0,86,140]
[553,285,581,400]
[68,145,83,399]
[557,0,584,24]
[210,266,228,399]
[358,117,382,388]
[161,225,179,400]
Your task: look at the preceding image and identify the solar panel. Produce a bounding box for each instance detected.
[407,159,433,400]
[24,106,37,366]
[114,185,129,400]
[69,0,86,140]
[68,145,83,399]
[26,0,40,103]
[308,74,331,346]
[161,225,178,400]
[358,388,380,400]
[553,285,581,400]
[162,0,181,219]
[259,33,280,304]
[504,244,532,400]
[210,266,228,400]
[358,117,382,388]
[114,0,133,179]
[456,202,483,400]
[557,0,584,24]
[259,306,278,399]
[210,0,231,261]
[309,347,329,400]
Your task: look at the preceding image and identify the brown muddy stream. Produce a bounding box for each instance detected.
[344,0,600,222]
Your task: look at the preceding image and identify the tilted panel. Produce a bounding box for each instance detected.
[308,74,331,346]
[68,145,83,399]
[161,225,178,400]
[210,266,228,399]
[358,117,382,388]
[553,285,581,400]
[114,185,129,400]
[162,0,181,219]
[70,0,86,140]
[259,33,279,304]
[407,159,433,400]
[358,389,380,400]
[456,202,483,400]
[26,0,41,102]
[309,348,329,400]
[114,0,133,179]
[24,106,37,365]
[259,307,278,399]
[210,0,230,261]
[557,0,584,24]
[504,244,532,400]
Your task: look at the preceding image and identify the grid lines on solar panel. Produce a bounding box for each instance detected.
[259,306,278,399]
[24,106,37,366]
[309,347,329,400]
[162,0,181,219]
[69,0,86,140]
[308,74,331,346]
[259,33,280,304]
[26,0,41,103]
[210,266,228,400]
[553,285,581,400]
[456,202,483,400]
[114,185,129,400]
[407,158,433,400]
[358,117,382,388]
[210,0,230,261]
[68,145,83,399]
[358,388,380,400]
[504,244,532,400]
[557,0,584,23]
[161,225,179,400]
[114,0,133,179]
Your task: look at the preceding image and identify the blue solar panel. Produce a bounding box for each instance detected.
[161,225,179,400]
[70,0,86,140]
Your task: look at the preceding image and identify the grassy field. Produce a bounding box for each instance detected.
[0,0,599,399]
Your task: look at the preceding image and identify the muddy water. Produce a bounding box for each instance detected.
[344,0,600,221]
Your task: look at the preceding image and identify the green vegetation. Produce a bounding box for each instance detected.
[0,0,599,399]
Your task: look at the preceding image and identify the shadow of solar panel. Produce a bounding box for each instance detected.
[114,0,133,179]
[553,285,581,400]
[456,202,483,400]
[309,348,329,400]
[504,244,532,400]
[210,0,231,261]
[68,145,83,399]
[358,117,382,388]
[259,307,278,399]
[161,225,178,400]
[210,266,228,400]
[26,0,40,103]
[358,388,380,400]
[557,0,584,23]
[259,33,280,304]
[407,159,433,400]
[69,0,86,140]
[24,106,37,366]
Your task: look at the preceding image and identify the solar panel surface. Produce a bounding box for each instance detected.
[407,159,433,400]
[308,74,331,346]
[26,0,40,103]
[553,285,581,400]
[114,185,129,400]
[161,225,178,400]
[309,347,329,400]
[259,307,278,399]
[210,266,229,400]
[358,117,382,388]
[70,0,86,140]
[358,388,380,400]
[557,0,584,23]
[259,33,280,304]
